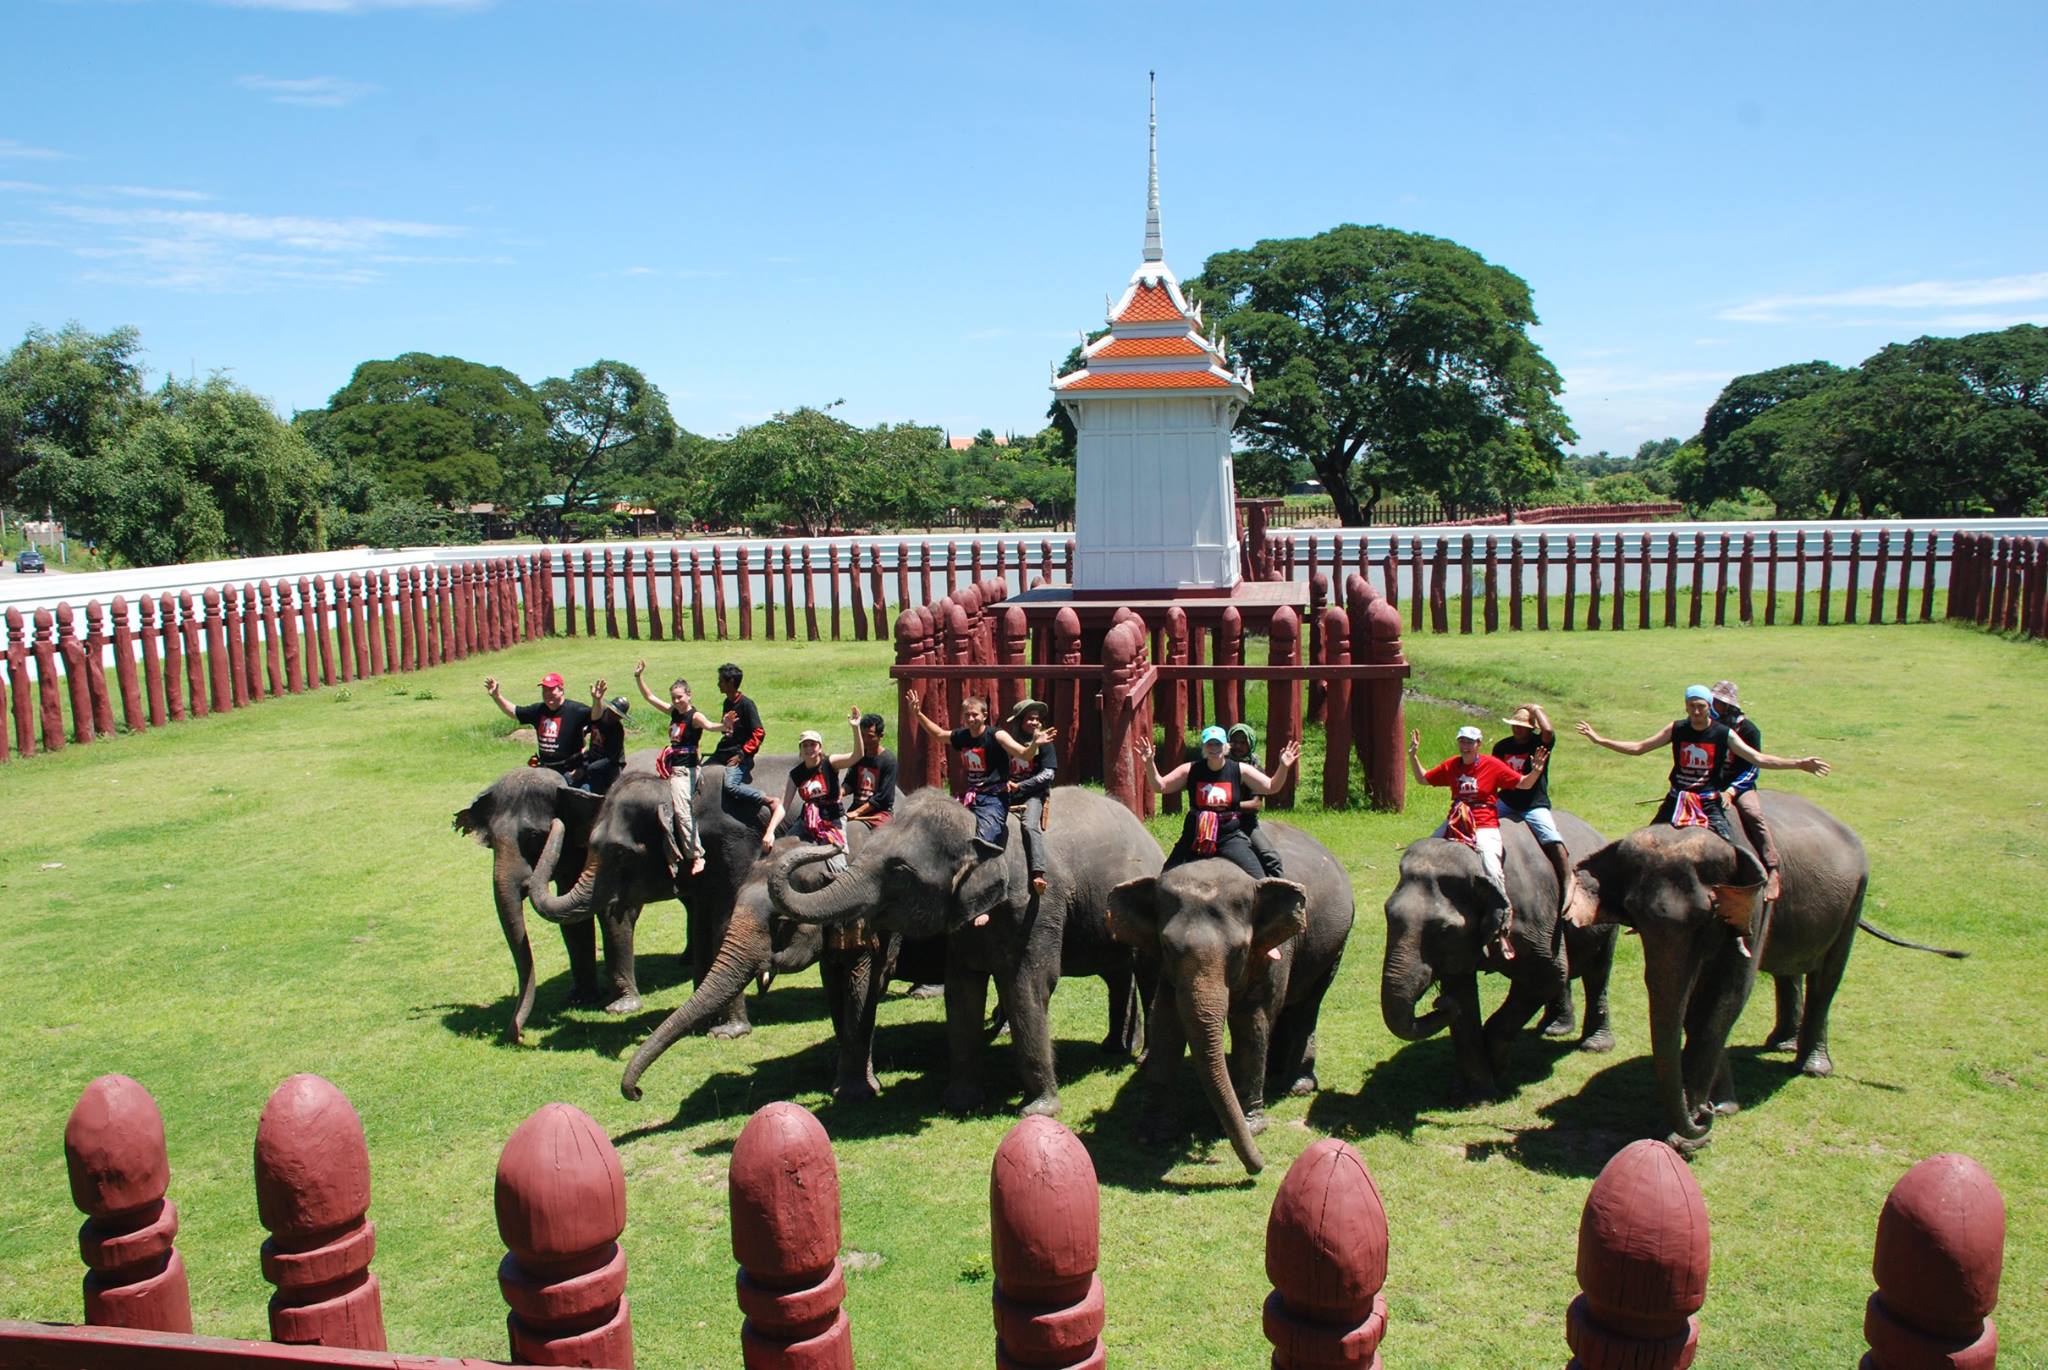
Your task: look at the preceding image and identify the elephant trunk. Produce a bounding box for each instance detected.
[621,910,774,1101]
[768,845,874,925]
[528,821,598,924]
[1182,978,1263,1175]
[1645,938,1712,1145]
[1380,939,1447,1042]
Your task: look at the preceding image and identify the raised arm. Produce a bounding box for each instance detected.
[1240,741,1302,796]
[1728,733,1830,775]
[483,676,518,720]
[1576,719,1673,756]
[903,689,950,742]
[762,781,792,851]
[1513,747,1552,789]
[1528,704,1556,746]
[1406,729,1429,785]
[631,660,668,712]
[589,678,608,707]
[1132,739,1192,795]
[828,706,862,770]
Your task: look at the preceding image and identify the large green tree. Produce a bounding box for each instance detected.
[0,323,146,505]
[1688,360,1846,508]
[19,375,327,565]
[534,361,678,539]
[1188,224,1574,524]
[701,405,872,535]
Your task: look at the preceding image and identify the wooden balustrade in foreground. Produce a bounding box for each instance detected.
[3,1075,2006,1367]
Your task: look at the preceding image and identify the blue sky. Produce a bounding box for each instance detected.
[5,1,2044,456]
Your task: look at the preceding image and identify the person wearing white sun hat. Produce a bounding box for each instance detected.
[1409,722,1548,961]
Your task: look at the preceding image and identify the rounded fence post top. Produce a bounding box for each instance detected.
[1101,620,1139,669]
[894,609,923,644]
[255,1074,371,1239]
[1001,604,1026,631]
[1873,1152,2004,1329]
[65,1074,170,1219]
[956,583,983,616]
[1266,1138,1386,1320]
[1268,603,1300,643]
[4,605,21,629]
[35,606,55,628]
[1366,596,1402,641]
[1219,604,1243,631]
[729,1101,840,1277]
[1577,1139,1709,1322]
[495,1101,626,1262]
[202,588,220,606]
[945,601,972,635]
[1054,606,1081,635]
[989,1115,1098,1294]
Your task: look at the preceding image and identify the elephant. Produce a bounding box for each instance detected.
[453,766,606,1043]
[767,786,1158,1118]
[1107,822,1354,1175]
[1568,792,1963,1152]
[521,756,797,1023]
[1381,812,1618,1101]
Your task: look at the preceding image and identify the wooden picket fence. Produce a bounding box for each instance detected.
[1948,531,2048,641]
[0,557,544,766]
[1263,498,1683,528]
[5,1074,2006,1368]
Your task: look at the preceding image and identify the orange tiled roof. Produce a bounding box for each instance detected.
[1114,283,1186,324]
[1095,335,1208,358]
[1059,368,1232,391]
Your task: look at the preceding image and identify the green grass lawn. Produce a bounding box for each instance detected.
[1,616,2041,1367]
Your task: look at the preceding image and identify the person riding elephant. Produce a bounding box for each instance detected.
[1381,812,1617,1103]
[1108,822,1354,1175]
[1565,793,1962,1152]
[522,754,798,1026]
[767,786,1158,1118]
[1137,729,1300,879]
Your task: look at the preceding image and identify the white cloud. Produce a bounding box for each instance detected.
[213,0,486,11]
[0,138,66,161]
[85,184,214,202]
[43,203,469,292]
[1720,271,2048,324]
[236,75,378,107]
[0,179,52,194]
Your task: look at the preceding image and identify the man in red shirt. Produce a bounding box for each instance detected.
[1409,724,1548,961]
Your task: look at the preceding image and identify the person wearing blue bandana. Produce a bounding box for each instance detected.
[1135,725,1299,879]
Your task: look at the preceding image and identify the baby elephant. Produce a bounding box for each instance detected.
[1108,823,1354,1175]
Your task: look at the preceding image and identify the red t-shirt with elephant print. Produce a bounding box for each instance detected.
[1421,754,1523,828]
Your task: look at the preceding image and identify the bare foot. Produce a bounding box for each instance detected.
[1029,874,1047,896]
[690,855,706,877]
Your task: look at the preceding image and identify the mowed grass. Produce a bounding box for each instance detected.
[0,615,2042,1367]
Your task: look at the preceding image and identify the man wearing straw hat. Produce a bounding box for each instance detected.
[996,699,1059,896]
[1493,704,1575,909]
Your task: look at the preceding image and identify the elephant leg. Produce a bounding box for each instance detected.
[493,852,539,1044]
[1102,965,1139,1057]
[1227,1008,1273,1133]
[827,943,885,1103]
[1577,936,1617,1053]
[699,904,751,1040]
[1794,898,1860,1078]
[1136,980,1186,1145]
[1685,940,1756,1118]
[1644,941,1713,1152]
[1441,973,1498,1101]
[1483,977,1548,1082]
[941,962,991,1114]
[1007,966,1062,1118]
[1769,974,1804,1052]
[1269,962,1336,1096]
[559,917,601,1005]
[1538,991,1577,1039]
[599,906,642,1015]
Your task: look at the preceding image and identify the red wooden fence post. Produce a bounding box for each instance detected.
[363,574,386,677]
[689,546,708,641]
[5,608,32,757]
[1306,573,1329,723]
[1612,532,1627,630]
[348,572,373,676]
[661,547,680,641]
[394,569,416,672]
[65,1074,192,1333]
[1508,537,1524,631]
[81,600,117,735]
[1710,534,1728,626]
[645,545,664,642]
[847,542,868,643]
[1216,605,1244,728]
[1407,536,1424,631]
[254,1074,385,1350]
[782,542,799,641]
[227,585,254,702]
[1162,607,1189,813]
[1794,531,1810,625]
[1100,619,1143,816]
[1862,1152,2003,1369]
[1846,529,1864,625]
[760,544,779,641]
[575,550,594,637]
[1869,530,1890,625]
[1534,534,1552,631]
[1893,530,1913,626]
[879,542,898,638]
[614,547,634,641]
[712,544,731,640]
[1663,532,1679,628]
[729,1102,851,1370]
[1689,535,1706,629]
[138,595,169,726]
[1765,530,1779,626]
[990,1115,1104,1370]
[802,543,821,642]
[159,594,186,723]
[1321,607,1352,808]
[496,1102,633,1369]
[267,581,290,691]
[1482,536,1499,633]
[1566,1139,1708,1370]
[1585,534,1603,631]
[1458,534,1475,634]
[827,543,844,641]
[737,545,754,640]
[1920,529,1938,622]
[999,605,1030,715]
[1364,588,1406,812]
[58,604,96,743]
[182,592,210,715]
[1267,605,1301,809]
[1429,538,1449,633]
[597,548,617,640]
[1264,1138,1387,1369]
[1562,536,1578,631]
[108,599,144,733]
[338,574,360,680]
[1820,531,1837,626]
[894,609,924,793]
[34,608,66,750]
[1052,607,1082,788]
[280,582,305,692]
[300,579,325,686]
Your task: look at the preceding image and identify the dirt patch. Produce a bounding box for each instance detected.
[1403,690,1490,717]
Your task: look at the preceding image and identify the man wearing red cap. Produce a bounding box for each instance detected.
[485,670,600,775]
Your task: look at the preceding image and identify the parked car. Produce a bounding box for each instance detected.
[14,548,46,573]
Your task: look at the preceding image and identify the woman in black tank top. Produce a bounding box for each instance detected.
[1135,727,1300,880]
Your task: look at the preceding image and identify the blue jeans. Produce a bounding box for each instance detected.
[1500,804,1563,847]
[721,755,766,811]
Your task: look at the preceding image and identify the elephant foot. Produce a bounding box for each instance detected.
[1099,1033,1135,1058]
[708,1019,753,1041]
[568,985,607,1008]
[1666,1130,1712,1158]
[1768,1031,1801,1053]
[906,982,945,1000]
[1285,1071,1319,1097]
[1709,1098,1741,1117]
[1020,1092,1062,1119]
[1447,1078,1501,1108]
[1539,1011,1578,1040]
[603,992,642,1016]
[832,1072,881,1105]
[1243,1109,1270,1137]
[1578,1025,1616,1054]
[1797,1046,1834,1078]
[942,1082,985,1115]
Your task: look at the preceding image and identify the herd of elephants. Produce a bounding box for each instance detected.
[454,717,1960,1176]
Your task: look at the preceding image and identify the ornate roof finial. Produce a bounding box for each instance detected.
[1143,72,1163,264]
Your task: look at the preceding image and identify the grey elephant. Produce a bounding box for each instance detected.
[1381,812,1617,1100]
[768,786,1157,1117]
[1107,823,1354,1175]
[1568,792,1962,1151]
[522,757,796,1022]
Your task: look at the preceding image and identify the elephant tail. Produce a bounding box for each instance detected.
[1857,918,1967,959]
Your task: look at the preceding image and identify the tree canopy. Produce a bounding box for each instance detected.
[1189,224,1574,523]
[0,322,146,505]
[534,360,679,537]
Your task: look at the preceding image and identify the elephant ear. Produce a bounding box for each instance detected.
[949,853,1017,930]
[554,785,604,845]
[1106,877,1162,953]
[1707,841,1768,934]
[1248,879,1309,961]
[452,786,495,844]
[1566,843,1625,928]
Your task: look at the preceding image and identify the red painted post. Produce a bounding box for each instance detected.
[394,569,415,672]
[1537,534,1552,631]
[1765,530,1780,626]
[802,543,821,641]
[1216,605,1244,729]
[182,592,211,715]
[1482,536,1499,633]
[892,608,924,792]
[728,1102,850,1370]
[55,605,95,743]
[1921,528,1938,622]
[251,582,278,694]
[1380,540,1398,612]
[1406,537,1424,632]
[594,549,614,640]
[737,544,755,640]
[917,539,934,608]
[1457,534,1475,634]
[713,544,731,640]
[254,1074,385,1350]
[2004,539,2025,633]
[265,582,288,691]
[1871,529,1890,625]
[159,594,186,722]
[348,572,372,676]
[1364,589,1406,812]
[1664,531,1679,628]
[1264,1138,1387,1369]
[614,547,634,641]
[568,550,587,638]
[306,579,332,686]
[1689,534,1706,628]
[1038,537,1054,589]
[1161,607,1189,813]
[6,608,34,756]
[843,542,865,643]
[109,598,144,733]
[688,546,708,641]
[222,586,249,705]
[293,578,318,685]
[971,536,986,589]
[1846,529,1864,625]
[34,608,67,750]
[1562,536,1578,632]
[1894,530,1914,625]
[645,546,664,642]
[538,549,556,638]
[1305,574,1329,723]
[1611,533,1626,631]
[1585,534,1602,631]
[1429,538,1449,635]
[990,1116,1104,1370]
[782,542,799,641]
[1820,531,1837,626]
[1052,607,1082,787]
[1633,534,1650,631]
[475,563,496,655]
[336,576,358,682]
[79,600,116,734]
[1862,1153,2004,1369]
[1267,605,1300,809]
[497,1103,633,1369]
[827,543,844,641]
[1321,607,1352,808]
[1794,531,1810,625]
[660,547,679,641]
[279,582,305,692]
[390,569,410,663]
[351,576,376,681]
[65,1075,192,1332]
[1099,619,1141,814]
[759,544,778,641]
[1566,1139,1709,1370]
[138,596,168,726]
[1712,534,1730,626]
[366,574,389,675]
[999,605,1029,715]
[1507,537,1524,631]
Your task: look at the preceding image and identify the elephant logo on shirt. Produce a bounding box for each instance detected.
[1198,781,1232,808]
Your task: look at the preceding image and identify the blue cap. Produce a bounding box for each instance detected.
[1200,725,1227,746]
[1684,684,1713,703]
